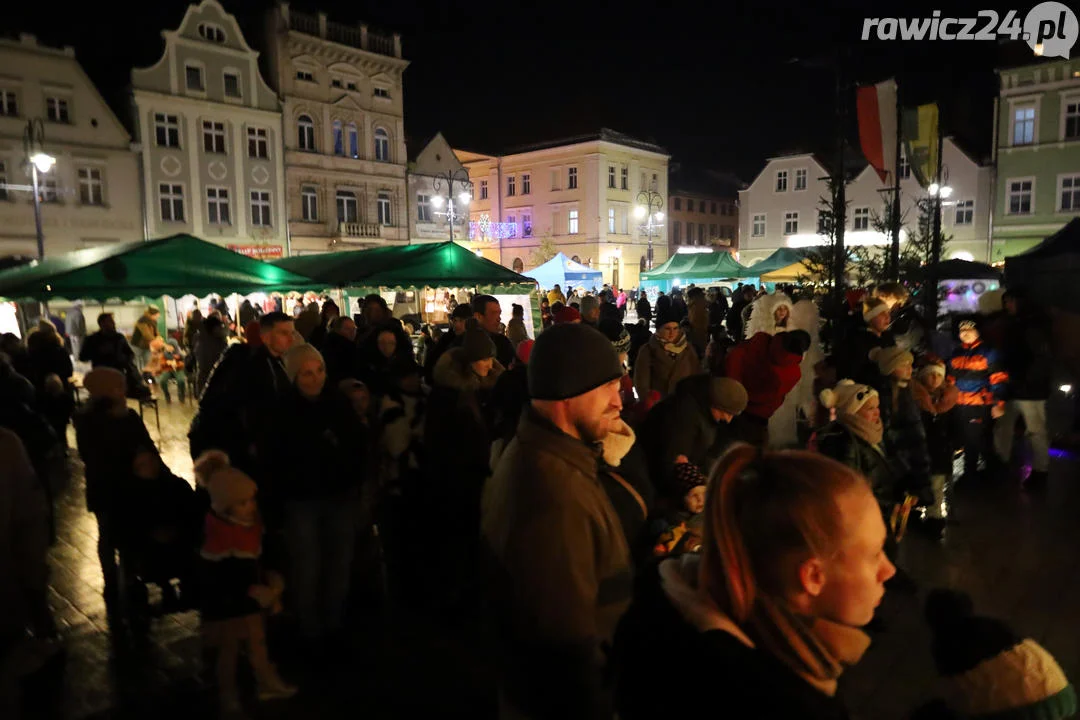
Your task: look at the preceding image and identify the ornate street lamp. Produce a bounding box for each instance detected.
[430,168,473,243]
[24,118,56,260]
[635,189,664,270]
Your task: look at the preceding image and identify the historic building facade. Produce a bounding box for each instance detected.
[407,132,469,245]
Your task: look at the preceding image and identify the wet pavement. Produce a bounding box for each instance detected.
[19,398,1080,719]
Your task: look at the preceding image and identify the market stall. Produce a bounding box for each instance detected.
[639,249,749,295]
[525,253,603,293]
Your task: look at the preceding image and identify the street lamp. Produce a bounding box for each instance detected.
[431,168,473,243]
[24,118,55,260]
[635,189,664,270]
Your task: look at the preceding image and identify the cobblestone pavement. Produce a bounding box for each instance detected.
[20,399,1080,720]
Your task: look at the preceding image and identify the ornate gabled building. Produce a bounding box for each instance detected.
[262,2,409,254]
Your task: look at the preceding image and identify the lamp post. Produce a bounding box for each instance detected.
[24,118,56,260]
[926,170,952,322]
[634,189,664,270]
[430,168,473,243]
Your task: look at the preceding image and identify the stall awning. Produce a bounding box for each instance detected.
[0,234,320,301]
[641,250,748,282]
[1004,218,1080,309]
[274,241,532,290]
[525,253,604,290]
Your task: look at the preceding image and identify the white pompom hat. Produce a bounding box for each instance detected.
[820,379,878,416]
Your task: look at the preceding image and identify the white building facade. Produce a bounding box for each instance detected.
[737,138,992,266]
[458,129,671,289]
[131,0,288,257]
[262,2,409,254]
[0,34,142,256]
[407,132,469,245]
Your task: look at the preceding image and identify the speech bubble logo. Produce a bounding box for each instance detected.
[1024,2,1078,58]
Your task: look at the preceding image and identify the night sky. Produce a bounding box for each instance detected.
[7,0,1048,181]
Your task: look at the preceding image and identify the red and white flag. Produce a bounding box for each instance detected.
[856,79,898,184]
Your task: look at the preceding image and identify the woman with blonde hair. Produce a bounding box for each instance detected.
[616,444,894,718]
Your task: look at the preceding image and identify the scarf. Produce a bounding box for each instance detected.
[912,379,958,416]
[660,556,871,697]
[663,333,688,357]
[600,418,636,467]
[837,411,883,448]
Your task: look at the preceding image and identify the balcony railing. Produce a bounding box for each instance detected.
[285,7,401,58]
[338,222,382,239]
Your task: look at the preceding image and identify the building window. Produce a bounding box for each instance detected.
[522,173,531,195]
[332,121,344,156]
[954,200,974,225]
[331,79,343,89]
[522,212,532,236]
[640,172,646,191]
[1013,106,1035,146]
[568,167,578,190]
[775,170,788,192]
[251,191,272,227]
[417,194,433,222]
[374,87,390,99]
[621,209,629,234]
[673,221,681,243]
[185,65,204,92]
[377,192,392,226]
[202,121,226,154]
[348,124,359,158]
[298,115,315,151]
[0,91,17,117]
[302,186,318,221]
[711,201,718,214]
[752,214,765,237]
[155,113,180,148]
[159,183,184,222]
[296,69,314,83]
[1060,175,1080,212]
[853,207,870,231]
[40,178,59,203]
[608,165,616,189]
[568,209,579,234]
[198,23,226,42]
[374,128,390,162]
[224,72,241,98]
[651,174,658,191]
[336,191,357,223]
[673,197,681,211]
[620,166,628,190]
[608,207,616,233]
[698,224,705,244]
[247,127,268,159]
[686,221,694,242]
[506,214,517,237]
[206,187,230,225]
[795,168,807,191]
[1008,179,1033,214]
[784,211,799,235]
[709,223,718,238]
[78,167,104,206]
[479,180,488,200]
[507,175,516,197]
[550,170,560,191]
[46,97,70,123]
[1066,100,1080,140]
[0,161,7,201]
[817,211,832,235]
[347,82,357,92]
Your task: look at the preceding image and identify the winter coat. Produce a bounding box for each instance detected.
[638,373,737,501]
[79,330,135,371]
[67,306,86,340]
[633,335,700,399]
[482,407,632,720]
[506,317,529,347]
[722,332,803,422]
[0,428,48,642]
[1001,312,1053,400]
[687,297,709,355]
[132,313,159,351]
[491,363,530,443]
[912,380,959,474]
[273,389,368,502]
[25,332,73,391]
[835,328,895,391]
[423,328,460,386]
[424,348,504,479]
[813,421,899,511]
[194,326,228,392]
[880,382,932,502]
[378,388,426,488]
[636,297,652,324]
[74,401,155,515]
[548,288,567,306]
[294,307,321,341]
[615,561,851,720]
[199,512,264,622]
[321,330,363,386]
[949,340,1007,409]
[597,419,655,568]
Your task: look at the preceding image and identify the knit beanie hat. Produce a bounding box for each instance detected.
[206,468,257,517]
[599,317,631,357]
[528,323,623,401]
[919,354,947,380]
[869,345,914,376]
[926,589,1078,719]
[462,327,496,362]
[708,377,749,416]
[863,298,890,323]
[655,305,679,329]
[283,343,324,383]
[554,306,581,324]
[673,461,708,497]
[84,367,126,402]
[820,379,878,416]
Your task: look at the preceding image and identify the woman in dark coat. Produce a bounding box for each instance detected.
[25,321,74,446]
[194,315,228,397]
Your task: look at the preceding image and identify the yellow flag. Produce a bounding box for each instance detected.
[901,103,940,188]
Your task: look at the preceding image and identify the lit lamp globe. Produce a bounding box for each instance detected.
[458,191,472,205]
[654,211,665,222]
[31,152,56,174]
[939,186,954,199]
[633,205,647,220]
[928,183,940,196]
[430,195,445,208]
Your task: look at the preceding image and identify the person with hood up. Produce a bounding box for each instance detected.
[633,306,701,400]
[723,329,811,447]
[615,445,893,719]
[638,375,747,503]
[912,589,1077,720]
[482,322,631,719]
[912,356,959,541]
[871,346,933,513]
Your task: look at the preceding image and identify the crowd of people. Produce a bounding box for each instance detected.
[0,276,1074,718]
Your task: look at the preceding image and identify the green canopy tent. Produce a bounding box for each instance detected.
[0,233,321,302]
[744,247,818,278]
[640,250,749,293]
[275,241,542,333]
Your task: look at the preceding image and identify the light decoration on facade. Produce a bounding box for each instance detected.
[785,229,909,248]
[468,213,517,240]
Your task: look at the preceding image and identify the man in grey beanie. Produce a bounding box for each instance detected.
[482,322,630,720]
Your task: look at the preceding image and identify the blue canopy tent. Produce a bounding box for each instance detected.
[526,252,603,291]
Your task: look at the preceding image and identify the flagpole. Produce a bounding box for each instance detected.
[928,107,945,323]
[890,79,902,280]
